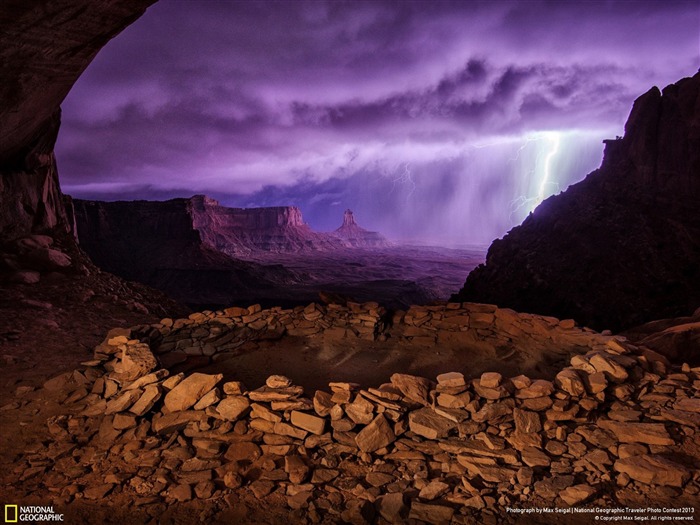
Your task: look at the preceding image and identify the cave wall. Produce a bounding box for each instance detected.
[0,0,156,241]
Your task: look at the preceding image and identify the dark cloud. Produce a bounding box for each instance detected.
[56,0,700,243]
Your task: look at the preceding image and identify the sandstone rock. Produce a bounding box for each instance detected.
[366,472,394,487]
[123,369,169,391]
[169,483,192,502]
[162,373,184,391]
[355,414,395,452]
[266,375,292,388]
[436,372,465,388]
[225,442,261,463]
[83,483,114,500]
[433,406,468,423]
[194,480,215,499]
[472,400,515,423]
[589,353,629,382]
[273,421,308,440]
[345,395,375,425]
[480,372,502,389]
[457,457,515,483]
[378,492,407,522]
[313,390,334,417]
[216,396,250,421]
[586,372,608,394]
[113,344,158,382]
[437,392,471,409]
[271,398,312,411]
[675,398,700,413]
[409,408,456,440]
[287,490,313,510]
[533,475,575,500]
[521,446,551,467]
[419,480,450,501]
[409,502,454,524]
[311,468,339,484]
[472,379,511,400]
[112,413,137,430]
[614,455,690,487]
[153,411,207,434]
[390,373,431,405]
[555,368,587,397]
[560,484,597,506]
[658,409,700,427]
[193,388,220,410]
[618,443,649,459]
[248,385,304,402]
[105,389,142,415]
[340,499,375,524]
[290,410,326,435]
[223,471,243,489]
[515,379,554,399]
[249,480,274,499]
[222,381,246,395]
[513,408,542,434]
[284,455,309,484]
[598,420,674,445]
[250,403,282,423]
[164,373,223,412]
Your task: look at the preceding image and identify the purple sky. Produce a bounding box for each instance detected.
[56,0,700,245]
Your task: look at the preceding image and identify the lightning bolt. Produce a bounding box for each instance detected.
[508,131,562,221]
[389,162,416,198]
[537,131,560,205]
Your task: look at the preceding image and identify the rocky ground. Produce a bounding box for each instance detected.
[1,292,698,525]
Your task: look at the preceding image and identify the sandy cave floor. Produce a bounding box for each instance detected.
[191,335,576,395]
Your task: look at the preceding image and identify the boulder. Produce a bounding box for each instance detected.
[614,455,690,487]
[390,373,431,405]
[290,410,326,435]
[409,408,456,440]
[164,373,223,412]
[113,344,157,382]
[355,414,395,452]
[216,396,250,421]
[598,420,674,446]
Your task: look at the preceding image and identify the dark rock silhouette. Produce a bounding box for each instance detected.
[454,72,700,332]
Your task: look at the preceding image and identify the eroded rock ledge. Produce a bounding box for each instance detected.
[12,303,700,524]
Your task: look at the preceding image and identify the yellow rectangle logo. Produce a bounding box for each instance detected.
[5,504,18,523]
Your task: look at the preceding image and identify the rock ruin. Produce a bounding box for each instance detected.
[9,302,698,524]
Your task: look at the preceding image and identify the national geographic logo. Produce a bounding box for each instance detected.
[4,505,64,522]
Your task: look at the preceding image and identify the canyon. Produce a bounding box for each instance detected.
[72,196,478,310]
[1,2,699,525]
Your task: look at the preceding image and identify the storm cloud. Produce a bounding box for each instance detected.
[56,0,700,244]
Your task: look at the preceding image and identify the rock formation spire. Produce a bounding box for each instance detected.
[343,209,357,227]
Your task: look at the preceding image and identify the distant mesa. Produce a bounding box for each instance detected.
[332,209,391,248]
[70,196,394,307]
